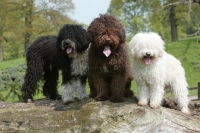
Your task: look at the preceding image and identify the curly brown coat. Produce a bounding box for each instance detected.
[87,14,134,102]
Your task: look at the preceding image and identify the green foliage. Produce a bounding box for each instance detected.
[108,0,150,36]
[0,64,26,101]
[0,37,199,101]
[165,37,200,87]
[107,0,200,41]
[0,0,76,60]
[0,62,44,101]
[0,58,25,70]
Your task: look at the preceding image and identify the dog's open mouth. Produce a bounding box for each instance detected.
[103,45,111,57]
[61,39,75,55]
[66,47,73,54]
[143,56,152,65]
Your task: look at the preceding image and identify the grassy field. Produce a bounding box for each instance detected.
[164,37,200,97]
[0,36,199,101]
[165,37,200,87]
[0,58,25,70]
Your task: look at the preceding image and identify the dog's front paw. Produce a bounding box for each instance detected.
[150,102,160,108]
[27,99,33,103]
[124,90,134,97]
[77,94,88,100]
[181,108,190,114]
[138,100,148,106]
[110,97,124,103]
[95,93,109,101]
[95,96,109,101]
[56,95,62,100]
[23,95,33,103]
[62,97,74,105]
[64,101,74,105]
[89,93,96,98]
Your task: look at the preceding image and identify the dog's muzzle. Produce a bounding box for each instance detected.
[143,52,152,65]
[61,39,75,54]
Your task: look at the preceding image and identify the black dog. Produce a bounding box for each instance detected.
[21,24,89,104]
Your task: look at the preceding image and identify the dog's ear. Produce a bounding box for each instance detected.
[86,31,92,43]
[56,38,62,49]
[158,39,165,58]
[120,28,126,43]
[158,48,164,57]
[129,42,136,58]
[86,27,94,44]
[130,48,135,57]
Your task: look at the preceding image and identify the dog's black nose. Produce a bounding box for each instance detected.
[65,39,71,44]
[146,52,151,56]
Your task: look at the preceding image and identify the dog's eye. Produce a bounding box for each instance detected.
[110,30,116,35]
[114,31,118,35]
[101,32,106,36]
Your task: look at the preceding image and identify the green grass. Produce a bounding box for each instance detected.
[164,37,200,97]
[165,37,200,88]
[0,57,25,70]
[0,37,199,101]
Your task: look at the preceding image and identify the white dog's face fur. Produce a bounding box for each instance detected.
[129,32,165,65]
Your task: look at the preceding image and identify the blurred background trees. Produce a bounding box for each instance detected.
[0,0,76,60]
[0,0,199,101]
[107,0,200,41]
[0,0,199,60]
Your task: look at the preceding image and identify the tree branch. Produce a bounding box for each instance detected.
[188,26,200,42]
[193,0,200,4]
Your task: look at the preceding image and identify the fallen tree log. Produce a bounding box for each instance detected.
[0,98,199,132]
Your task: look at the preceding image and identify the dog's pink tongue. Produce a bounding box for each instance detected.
[144,57,151,65]
[103,45,111,57]
[66,47,72,54]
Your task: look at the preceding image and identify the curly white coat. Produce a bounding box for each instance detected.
[129,32,189,114]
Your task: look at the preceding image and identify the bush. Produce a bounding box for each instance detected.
[0,64,26,101]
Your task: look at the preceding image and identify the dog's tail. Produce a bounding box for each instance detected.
[172,77,190,114]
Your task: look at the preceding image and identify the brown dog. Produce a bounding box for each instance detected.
[87,14,134,102]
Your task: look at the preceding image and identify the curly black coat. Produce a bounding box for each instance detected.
[21,24,89,103]
[87,14,134,103]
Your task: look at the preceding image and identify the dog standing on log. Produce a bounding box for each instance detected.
[129,32,189,113]
[87,14,134,102]
[21,24,89,104]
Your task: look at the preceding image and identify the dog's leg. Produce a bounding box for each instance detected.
[149,84,164,108]
[21,59,43,102]
[110,74,126,103]
[92,74,110,101]
[60,60,75,104]
[124,70,134,97]
[88,72,97,98]
[60,80,75,104]
[74,76,88,100]
[124,78,134,97]
[172,80,190,114]
[43,67,59,100]
[137,83,149,106]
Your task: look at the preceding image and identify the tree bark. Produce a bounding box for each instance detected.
[0,44,3,61]
[0,98,199,132]
[23,0,33,56]
[193,0,200,4]
[169,5,178,41]
[0,32,6,61]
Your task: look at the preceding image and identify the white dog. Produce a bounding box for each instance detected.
[129,32,189,114]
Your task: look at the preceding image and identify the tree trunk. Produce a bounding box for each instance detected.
[23,0,33,56]
[0,98,199,132]
[0,44,3,61]
[169,5,178,41]
[193,0,200,4]
[0,32,5,61]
